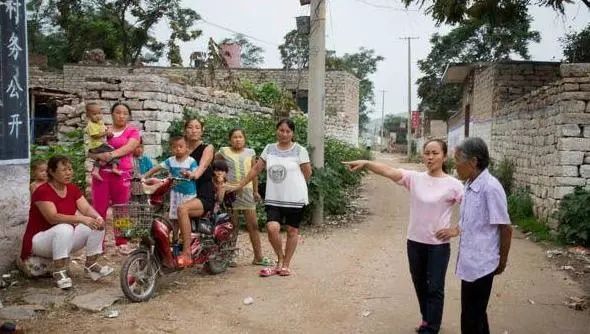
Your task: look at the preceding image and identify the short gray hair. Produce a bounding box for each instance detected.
[456,137,490,170]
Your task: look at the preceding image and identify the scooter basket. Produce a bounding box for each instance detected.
[112,203,156,238]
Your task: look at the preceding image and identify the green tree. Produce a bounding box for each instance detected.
[278,29,309,70]
[27,0,201,67]
[402,0,588,25]
[166,7,202,65]
[561,24,590,62]
[417,0,540,120]
[221,34,265,68]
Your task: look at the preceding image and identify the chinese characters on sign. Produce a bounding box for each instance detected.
[1,0,29,163]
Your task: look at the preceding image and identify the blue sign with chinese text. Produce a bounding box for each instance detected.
[0,0,29,164]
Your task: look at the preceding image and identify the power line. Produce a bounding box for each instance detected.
[327,0,337,51]
[352,0,416,11]
[199,18,279,47]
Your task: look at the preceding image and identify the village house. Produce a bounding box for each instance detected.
[442,61,590,224]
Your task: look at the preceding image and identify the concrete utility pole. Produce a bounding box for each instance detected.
[308,0,326,225]
[400,36,419,158]
[380,90,386,151]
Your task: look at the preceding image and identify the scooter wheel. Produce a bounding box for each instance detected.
[120,250,159,302]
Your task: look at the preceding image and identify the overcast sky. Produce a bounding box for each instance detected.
[154,1,590,120]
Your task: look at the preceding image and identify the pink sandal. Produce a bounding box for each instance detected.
[259,267,278,277]
[279,267,292,276]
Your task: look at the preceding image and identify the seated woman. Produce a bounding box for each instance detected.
[19,155,113,289]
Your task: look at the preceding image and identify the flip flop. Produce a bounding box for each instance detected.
[176,254,193,268]
[259,267,278,277]
[252,257,274,266]
[278,267,292,276]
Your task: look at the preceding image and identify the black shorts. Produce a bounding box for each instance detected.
[198,195,215,214]
[265,205,304,229]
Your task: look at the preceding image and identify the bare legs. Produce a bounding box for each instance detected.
[266,222,299,270]
[177,198,205,257]
[232,210,263,263]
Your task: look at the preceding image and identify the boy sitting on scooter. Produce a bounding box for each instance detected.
[212,159,235,213]
[142,137,198,221]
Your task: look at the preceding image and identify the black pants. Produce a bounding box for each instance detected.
[407,240,450,334]
[461,272,495,334]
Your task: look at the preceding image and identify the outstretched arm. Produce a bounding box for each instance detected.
[342,160,404,182]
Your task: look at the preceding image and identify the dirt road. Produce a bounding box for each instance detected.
[20,153,590,333]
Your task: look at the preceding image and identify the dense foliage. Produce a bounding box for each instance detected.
[31,130,87,190]
[561,24,590,63]
[26,0,201,67]
[507,188,534,220]
[401,0,586,25]
[234,81,298,118]
[556,187,590,247]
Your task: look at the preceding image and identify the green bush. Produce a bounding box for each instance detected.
[555,187,590,247]
[167,111,369,226]
[508,187,534,220]
[234,80,298,117]
[31,130,87,190]
[489,157,515,196]
[507,187,553,242]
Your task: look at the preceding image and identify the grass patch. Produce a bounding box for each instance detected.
[513,216,554,242]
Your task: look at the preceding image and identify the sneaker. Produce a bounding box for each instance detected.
[85,263,114,281]
[53,270,72,289]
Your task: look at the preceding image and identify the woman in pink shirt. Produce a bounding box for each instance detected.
[344,139,463,334]
[90,102,140,253]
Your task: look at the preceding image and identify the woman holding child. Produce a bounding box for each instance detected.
[90,102,140,253]
[344,139,463,334]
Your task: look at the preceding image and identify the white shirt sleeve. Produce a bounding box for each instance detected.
[260,144,271,161]
[298,144,310,164]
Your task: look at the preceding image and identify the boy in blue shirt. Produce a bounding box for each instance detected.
[133,140,154,175]
[143,136,198,220]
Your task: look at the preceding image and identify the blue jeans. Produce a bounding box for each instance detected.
[407,239,451,334]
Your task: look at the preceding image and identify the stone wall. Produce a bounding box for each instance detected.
[52,74,274,159]
[491,63,590,223]
[0,165,29,273]
[448,62,561,152]
[29,65,360,145]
